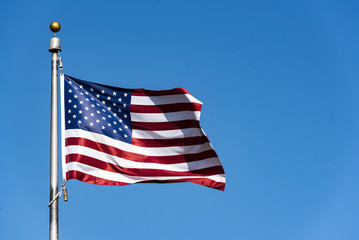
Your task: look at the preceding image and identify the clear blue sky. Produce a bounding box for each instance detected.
[1,1,358,239]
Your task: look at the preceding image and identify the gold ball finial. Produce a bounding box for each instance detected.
[50,21,61,33]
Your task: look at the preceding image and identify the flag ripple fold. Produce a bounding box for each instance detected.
[61,74,225,191]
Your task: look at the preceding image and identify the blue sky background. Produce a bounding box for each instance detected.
[1,1,358,239]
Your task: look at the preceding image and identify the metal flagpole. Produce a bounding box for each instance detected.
[49,21,61,240]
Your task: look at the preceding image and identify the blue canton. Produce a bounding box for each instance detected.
[63,75,132,144]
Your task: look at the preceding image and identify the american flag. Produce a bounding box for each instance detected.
[61,74,225,191]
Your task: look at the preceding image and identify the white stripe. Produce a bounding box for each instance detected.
[131,94,202,106]
[131,111,201,122]
[132,128,203,139]
[66,162,225,184]
[66,145,222,172]
[65,129,213,156]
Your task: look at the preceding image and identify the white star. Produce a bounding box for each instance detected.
[73,105,77,109]
[97,110,100,114]
[118,108,122,112]
[118,98,122,102]
[68,120,71,124]
[69,81,72,85]
[125,125,128,129]
[101,126,105,130]
[96,119,100,123]
[90,122,94,126]
[68,109,72,113]
[86,98,89,101]
[113,130,117,133]
[123,103,127,108]
[85,91,89,95]
[107,107,111,111]
[68,99,72,103]
[91,104,95,108]
[113,121,117,125]
[107,96,111,100]
[68,89,72,93]
[108,115,112,118]
[96,94,100,98]
[79,101,83,104]
[102,101,106,104]
[80,92,84,95]
[119,119,123,123]
[113,113,117,117]
[102,117,106,120]
[78,120,82,124]
[84,116,88,120]
[85,107,89,110]
[113,91,117,96]
[124,134,128,138]
[91,98,94,101]
[113,102,116,106]
[108,123,111,127]
[80,85,83,89]
[97,103,100,106]
[119,128,122,131]
[124,114,127,118]
[90,88,94,92]
[79,110,83,114]
[101,90,105,94]
[91,113,95,117]
[73,114,77,118]
[74,95,78,98]
[124,93,128,97]
[102,109,106,112]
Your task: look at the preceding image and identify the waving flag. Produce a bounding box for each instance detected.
[61,74,225,191]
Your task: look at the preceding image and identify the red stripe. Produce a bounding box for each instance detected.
[143,179,225,191]
[132,120,200,130]
[66,137,218,164]
[67,170,130,186]
[184,178,225,191]
[132,88,190,96]
[132,135,209,147]
[67,170,225,191]
[130,102,202,113]
[66,154,225,176]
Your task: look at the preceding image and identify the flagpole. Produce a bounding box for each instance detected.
[49,21,61,240]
